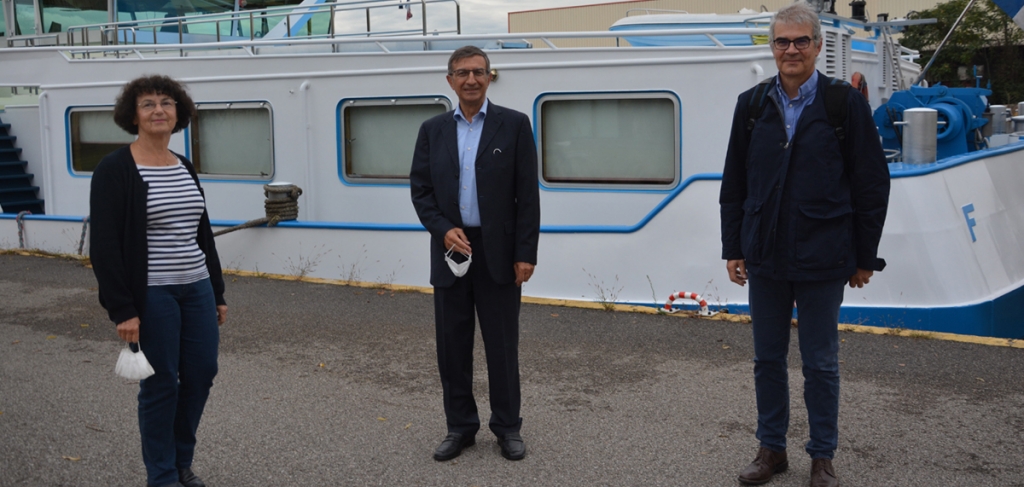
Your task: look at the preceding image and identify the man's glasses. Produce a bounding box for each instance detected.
[771,36,814,51]
[138,99,177,112]
[450,68,489,79]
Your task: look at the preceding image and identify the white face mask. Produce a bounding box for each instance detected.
[114,343,155,380]
[445,245,472,277]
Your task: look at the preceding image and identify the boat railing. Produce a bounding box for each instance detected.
[7,0,461,48]
[45,27,772,59]
[625,8,690,17]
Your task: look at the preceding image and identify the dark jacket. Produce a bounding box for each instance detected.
[89,145,226,325]
[720,72,889,281]
[409,102,541,288]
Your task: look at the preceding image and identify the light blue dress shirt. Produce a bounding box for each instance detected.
[771,70,818,141]
[454,98,488,227]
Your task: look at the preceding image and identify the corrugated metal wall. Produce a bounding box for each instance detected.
[509,0,944,48]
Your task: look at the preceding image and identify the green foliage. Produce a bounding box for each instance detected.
[901,0,1024,104]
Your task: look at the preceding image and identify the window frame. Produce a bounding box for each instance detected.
[534,91,682,191]
[187,100,275,182]
[66,105,136,176]
[337,95,452,186]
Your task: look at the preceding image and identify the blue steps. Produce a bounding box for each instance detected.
[0,116,44,214]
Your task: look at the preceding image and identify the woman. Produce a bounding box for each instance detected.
[90,75,227,487]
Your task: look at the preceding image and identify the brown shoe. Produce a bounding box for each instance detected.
[738,447,788,485]
[809,458,839,487]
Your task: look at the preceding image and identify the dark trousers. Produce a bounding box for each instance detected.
[748,274,846,460]
[138,278,219,487]
[433,228,522,437]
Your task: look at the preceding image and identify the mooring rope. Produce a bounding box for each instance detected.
[78,216,90,255]
[213,184,302,237]
[15,211,31,248]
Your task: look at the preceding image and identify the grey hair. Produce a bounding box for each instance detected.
[447,45,490,74]
[769,1,822,45]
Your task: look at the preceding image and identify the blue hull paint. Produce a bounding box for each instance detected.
[655,282,1024,340]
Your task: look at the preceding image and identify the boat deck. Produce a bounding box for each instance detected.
[1,253,1022,486]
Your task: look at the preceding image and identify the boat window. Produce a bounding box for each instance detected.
[39,0,108,33]
[340,98,451,184]
[538,94,678,187]
[190,102,274,179]
[69,109,136,173]
[0,4,6,36]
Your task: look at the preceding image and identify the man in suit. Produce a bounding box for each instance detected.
[410,46,540,462]
[719,3,889,486]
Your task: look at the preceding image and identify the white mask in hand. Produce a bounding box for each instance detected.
[115,342,156,380]
[445,244,472,277]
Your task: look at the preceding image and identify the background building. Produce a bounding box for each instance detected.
[509,0,947,48]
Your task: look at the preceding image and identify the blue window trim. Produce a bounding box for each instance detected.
[63,101,276,184]
[533,90,683,194]
[335,94,452,188]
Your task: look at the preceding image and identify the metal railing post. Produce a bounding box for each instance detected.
[421,0,427,36]
[456,2,460,34]
[249,12,254,40]
[286,13,291,38]
[366,7,370,36]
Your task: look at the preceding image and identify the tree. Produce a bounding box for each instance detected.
[901,0,1024,104]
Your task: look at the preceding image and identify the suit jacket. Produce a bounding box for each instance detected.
[410,102,540,288]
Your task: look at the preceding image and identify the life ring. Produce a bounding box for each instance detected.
[662,291,714,316]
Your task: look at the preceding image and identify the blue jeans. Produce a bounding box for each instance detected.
[748,274,845,460]
[137,278,219,487]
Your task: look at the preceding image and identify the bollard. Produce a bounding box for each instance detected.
[900,108,939,164]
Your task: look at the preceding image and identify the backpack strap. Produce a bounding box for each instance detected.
[824,77,851,142]
[746,77,774,132]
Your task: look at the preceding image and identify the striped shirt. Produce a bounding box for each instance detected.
[137,163,211,287]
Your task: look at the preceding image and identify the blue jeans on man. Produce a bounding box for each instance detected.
[137,278,219,487]
[748,275,846,459]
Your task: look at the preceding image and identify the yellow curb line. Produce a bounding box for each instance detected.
[0,253,1010,349]
[222,269,1022,348]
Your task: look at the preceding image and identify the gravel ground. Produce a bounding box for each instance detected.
[1,253,1022,487]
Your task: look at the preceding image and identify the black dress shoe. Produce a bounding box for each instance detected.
[433,432,475,461]
[177,468,206,487]
[497,433,526,461]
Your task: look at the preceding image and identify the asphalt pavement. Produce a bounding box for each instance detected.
[1,253,1022,487]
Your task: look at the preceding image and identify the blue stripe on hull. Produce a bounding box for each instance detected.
[656,283,1024,340]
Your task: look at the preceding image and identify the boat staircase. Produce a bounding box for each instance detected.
[0,115,44,215]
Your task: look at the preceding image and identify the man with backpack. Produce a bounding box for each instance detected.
[719,2,890,486]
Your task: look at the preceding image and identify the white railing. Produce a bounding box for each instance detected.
[6,0,460,48]
[38,27,773,60]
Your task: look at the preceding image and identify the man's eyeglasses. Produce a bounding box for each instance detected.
[771,36,814,51]
[138,99,177,112]
[450,68,489,79]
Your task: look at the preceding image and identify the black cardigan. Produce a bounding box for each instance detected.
[89,145,226,325]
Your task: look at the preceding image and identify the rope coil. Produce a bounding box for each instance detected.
[213,184,302,237]
[661,291,715,316]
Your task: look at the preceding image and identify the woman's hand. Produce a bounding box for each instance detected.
[116,317,141,343]
[217,305,228,325]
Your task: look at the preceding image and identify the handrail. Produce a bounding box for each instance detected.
[59,27,769,51]
[40,0,460,47]
[625,8,689,17]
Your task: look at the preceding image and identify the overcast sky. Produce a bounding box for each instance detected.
[458,0,619,33]
[353,0,623,35]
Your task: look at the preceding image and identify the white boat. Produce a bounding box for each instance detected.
[2,0,1023,339]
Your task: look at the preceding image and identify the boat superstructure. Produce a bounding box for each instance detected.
[2,0,1023,339]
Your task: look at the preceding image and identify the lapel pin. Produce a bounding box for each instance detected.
[493,148,502,154]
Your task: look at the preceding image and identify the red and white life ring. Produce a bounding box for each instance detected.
[662,291,713,316]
